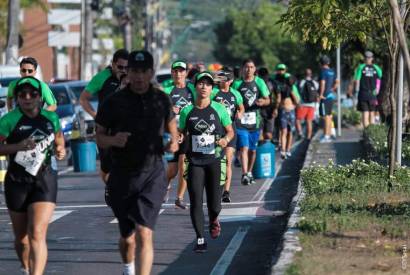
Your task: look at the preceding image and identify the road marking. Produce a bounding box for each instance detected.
[8,210,73,225]
[210,226,250,275]
[58,167,73,175]
[219,207,274,222]
[110,209,164,224]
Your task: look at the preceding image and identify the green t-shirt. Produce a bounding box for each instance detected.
[7,79,57,107]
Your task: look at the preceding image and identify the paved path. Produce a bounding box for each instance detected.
[0,140,309,275]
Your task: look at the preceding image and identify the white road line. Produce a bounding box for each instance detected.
[219,207,258,222]
[210,226,250,275]
[58,167,73,175]
[8,210,73,225]
[110,209,164,224]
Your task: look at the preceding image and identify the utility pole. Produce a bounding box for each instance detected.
[6,0,20,65]
[81,0,93,80]
[336,46,342,137]
[123,0,132,51]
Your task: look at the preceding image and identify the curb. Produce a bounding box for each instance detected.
[270,131,320,274]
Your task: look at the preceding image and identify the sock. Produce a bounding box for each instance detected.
[20,268,29,275]
[122,262,135,275]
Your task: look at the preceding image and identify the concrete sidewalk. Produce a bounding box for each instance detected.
[272,126,364,274]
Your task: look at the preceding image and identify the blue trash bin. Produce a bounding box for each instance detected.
[70,140,97,172]
[253,141,275,179]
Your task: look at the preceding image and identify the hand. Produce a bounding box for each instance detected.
[255,98,265,106]
[18,138,36,151]
[166,140,179,153]
[178,133,184,144]
[172,106,180,115]
[112,132,131,148]
[236,112,243,120]
[217,137,229,148]
[272,109,278,118]
[55,145,66,160]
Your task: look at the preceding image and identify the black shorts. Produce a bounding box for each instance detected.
[107,159,168,237]
[319,99,333,116]
[357,100,377,112]
[98,147,112,174]
[4,166,58,212]
[262,117,275,135]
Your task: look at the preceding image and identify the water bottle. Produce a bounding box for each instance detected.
[163,133,174,161]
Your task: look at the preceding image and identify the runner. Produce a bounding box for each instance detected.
[162,60,196,209]
[179,71,234,253]
[354,51,382,127]
[273,72,300,159]
[0,76,65,275]
[296,68,318,140]
[318,55,339,143]
[212,67,244,203]
[79,49,129,183]
[7,57,57,112]
[232,59,270,185]
[258,67,276,141]
[96,50,178,275]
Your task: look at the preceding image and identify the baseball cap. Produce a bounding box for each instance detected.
[194,71,214,86]
[275,63,287,70]
[220,67,234,81]
[171,61,187,70]
[319,55,331,65]
[15,77,42,97]
[128,50,154,69]
[364,51,374,58]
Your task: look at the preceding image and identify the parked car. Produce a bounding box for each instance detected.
[155,68,171,84]
[49,83,78,143]
[0,76,20,88]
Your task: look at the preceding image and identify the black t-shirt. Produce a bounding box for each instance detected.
[169,87,194,109]
[96,85,174,171]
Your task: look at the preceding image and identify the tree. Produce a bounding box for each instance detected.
[213,1,321,74]
[280,0,410,177]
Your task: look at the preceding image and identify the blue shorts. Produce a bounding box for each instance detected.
[236,128,260,151]
[280,109,296,131]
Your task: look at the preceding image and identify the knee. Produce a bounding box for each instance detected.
[28,225,47,242]
[15,235,29,247]
[136,226,153,244]
[120,234,136,247]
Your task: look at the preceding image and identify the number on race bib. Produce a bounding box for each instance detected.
[192,134,215,154]
[240,112,257,125]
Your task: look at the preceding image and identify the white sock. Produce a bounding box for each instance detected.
[20,268,29,275]
[122,262,135,275]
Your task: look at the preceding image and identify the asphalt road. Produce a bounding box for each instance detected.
[0,140,309,275]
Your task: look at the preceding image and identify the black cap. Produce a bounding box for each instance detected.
[128,50,154,69]
[194,71,214,86]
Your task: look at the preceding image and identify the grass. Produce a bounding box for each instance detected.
[287,160,410,274]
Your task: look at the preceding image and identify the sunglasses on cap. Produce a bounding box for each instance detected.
[17,90,40,99]
[21,69,34,74]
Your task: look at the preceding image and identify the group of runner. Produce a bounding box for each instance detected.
[0,48,382,275]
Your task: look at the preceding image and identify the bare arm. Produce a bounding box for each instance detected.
[236,104,245,119]
[80,91,97,119]
[217,124,235,148]
[165,117,179,153]
[256,96,270,107]
[319,80,326,99]
[332,79,340,92]
[0,138,36,155]
[46,104,57,112]
[54,131,66,160]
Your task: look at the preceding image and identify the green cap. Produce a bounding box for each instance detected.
[194,71,214,86]
[275,63,287,70]
[16,77,41,91]
[172,61,187,70]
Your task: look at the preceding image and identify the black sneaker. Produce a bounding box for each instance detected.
[175,198,187,210]
[194,238,207,253]
[241,174,250,185]
[222,191,231,203]
[248,173,256,185]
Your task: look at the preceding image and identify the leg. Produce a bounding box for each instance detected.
[306,119,313,139]
[8,210,30,271]
[27,202,55,275]
[187,164,206,238]
[204,161,223,222]
[247,150,257,173]
[240,147,249,174]
[286,129,293,152]
[362,111,369,128]
[247,130,260,173]
[176,154,187,200]
[295,119,303,136]
[369,111,375,125]
[280,128,288,152]
[166,162,178,184]
[119,232,136,265]
[224,147,235,192]
[135,225,154,275]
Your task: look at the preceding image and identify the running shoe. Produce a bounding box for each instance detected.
[248,172,256,185]
[175,198,187,210]
[319,136,332,143]
[222,191,231,203]
[286,151,292,158]
[20,268,29,275]
[280,151,287,160]
[194,238,207,253]
[241,174,250,185]
[209,219,221,239]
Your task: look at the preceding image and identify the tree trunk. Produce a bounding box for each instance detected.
[388,53,397,177]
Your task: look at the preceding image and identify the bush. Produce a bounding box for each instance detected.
[341,107,361,126]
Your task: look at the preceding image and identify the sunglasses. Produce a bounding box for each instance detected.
[116,65,128,70]
[17,91,40,99]
[20,69,34,74]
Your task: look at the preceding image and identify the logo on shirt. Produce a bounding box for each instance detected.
[195,119,211,133]
[244,90,256,106]
[175,97,190,108]
[29,129,48,142]
[19,125,33,131]
[210,114,215,121]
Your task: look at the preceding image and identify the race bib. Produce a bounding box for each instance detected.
[15,147,46,176]
[241,112,257,125]
[192,134,215,154]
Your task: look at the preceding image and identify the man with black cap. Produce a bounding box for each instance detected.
[162,60,196,209]
[80,49,129,183]
[354,51,382,127]
[318,55,339,143]
[95,50,179,275]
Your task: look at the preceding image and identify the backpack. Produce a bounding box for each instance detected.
[301,80,318,103]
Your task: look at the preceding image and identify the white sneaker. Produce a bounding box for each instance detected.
[319,136,332,143]
[20,268,29,275]
[280,151,287,159]
[286,151,292,157]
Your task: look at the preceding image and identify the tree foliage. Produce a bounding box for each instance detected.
[213,1,321,74]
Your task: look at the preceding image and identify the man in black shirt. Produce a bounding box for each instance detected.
[95,50,178,275]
